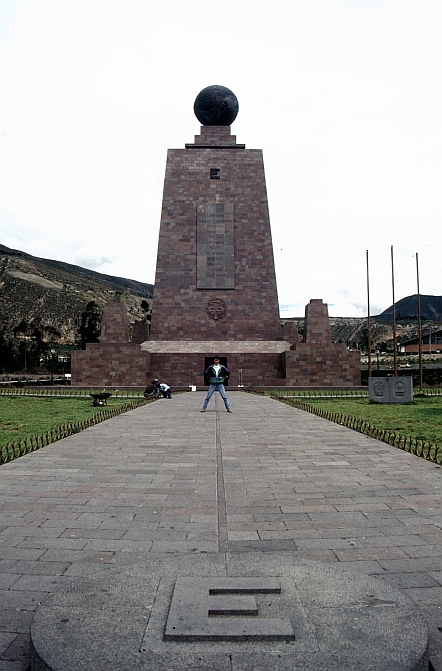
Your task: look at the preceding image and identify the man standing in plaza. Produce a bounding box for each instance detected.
[201,357,232,413]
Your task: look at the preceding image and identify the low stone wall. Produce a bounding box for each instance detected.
[71,343,150,387]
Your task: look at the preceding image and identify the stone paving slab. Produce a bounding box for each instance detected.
[0,391,441,670]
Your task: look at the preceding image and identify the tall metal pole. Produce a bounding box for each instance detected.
[391,245,397,376]
[416,253,423,391]
[366,250,372,378]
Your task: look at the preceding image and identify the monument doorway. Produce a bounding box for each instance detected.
[204,356,228,386]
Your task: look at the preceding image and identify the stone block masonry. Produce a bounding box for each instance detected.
[285,300,361,387]
[71,299,150,387]
[71,342,150,387]
[149,125,281,343]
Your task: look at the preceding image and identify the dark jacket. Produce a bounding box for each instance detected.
[205,364,229,385]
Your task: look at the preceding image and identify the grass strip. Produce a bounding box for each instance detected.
[0,396,149,465]
[273,395,442,464]
[299,396,442,444]
[0,397,134,445]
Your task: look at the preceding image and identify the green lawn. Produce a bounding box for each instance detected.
[300,396,442,445]
[0,396,135,446]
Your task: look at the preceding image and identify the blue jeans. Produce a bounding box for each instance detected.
[202,383,230,410]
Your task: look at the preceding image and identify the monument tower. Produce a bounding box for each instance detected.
[145,85,291,385]
[72,86,360,388]
[144,85,359,387]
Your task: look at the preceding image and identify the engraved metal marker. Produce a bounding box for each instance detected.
[164,577,294,641]
[197,202,234,289]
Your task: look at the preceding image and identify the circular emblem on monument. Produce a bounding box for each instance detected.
[206,298,227,321]
[194,85,239,126]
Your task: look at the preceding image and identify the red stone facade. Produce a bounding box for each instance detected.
[149,126,281,342]
[99,300,128,343]
[71,299,150,387]
[284,300,361,387]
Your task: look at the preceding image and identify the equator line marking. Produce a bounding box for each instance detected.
[215,395,228,553]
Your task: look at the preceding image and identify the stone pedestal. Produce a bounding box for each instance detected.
[31,553,428,671]
[369,376,413,403]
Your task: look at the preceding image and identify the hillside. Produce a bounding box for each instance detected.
[376,294,442,321]
[283,312,442,352]
[0,245,153,347]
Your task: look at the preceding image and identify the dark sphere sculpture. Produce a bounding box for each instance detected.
[194,85,239,126]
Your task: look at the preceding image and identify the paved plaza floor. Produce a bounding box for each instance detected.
[1,391,441,670]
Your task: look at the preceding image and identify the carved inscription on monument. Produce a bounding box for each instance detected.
[197,202,234,289]
[369,377,413,404]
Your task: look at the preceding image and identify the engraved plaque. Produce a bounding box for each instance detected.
[369,377,413,404]
[197,202,234,289]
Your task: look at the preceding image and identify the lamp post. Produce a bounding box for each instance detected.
[50,349,55,384]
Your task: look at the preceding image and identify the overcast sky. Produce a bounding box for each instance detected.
[0,0,440,317]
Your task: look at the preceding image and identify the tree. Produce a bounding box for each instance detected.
[0,331,20,373]
[141,299,152,322]
[78,302,102,349]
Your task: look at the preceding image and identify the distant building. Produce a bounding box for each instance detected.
[398,329,442,354]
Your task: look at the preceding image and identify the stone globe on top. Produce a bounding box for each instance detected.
[194,85,239,126]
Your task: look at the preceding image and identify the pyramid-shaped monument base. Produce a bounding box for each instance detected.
[70,299,360,388]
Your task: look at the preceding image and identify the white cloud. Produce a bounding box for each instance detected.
[0,0,440,314]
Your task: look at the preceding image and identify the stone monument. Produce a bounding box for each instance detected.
[285,299,360,387]
[71,86,360,388]
[143,85,360,387]
[369,376,413,403]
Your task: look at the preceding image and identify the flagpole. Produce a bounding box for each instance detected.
[391,245,397,377]
[416,253,423,391]
[366,250,372,378]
